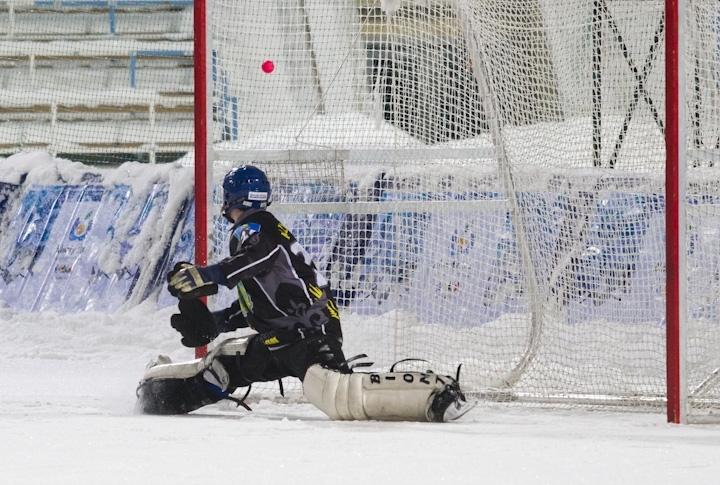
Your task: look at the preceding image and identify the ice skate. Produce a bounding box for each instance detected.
[427,375,475,422]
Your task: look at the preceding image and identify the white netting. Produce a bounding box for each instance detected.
[207,0,720,418]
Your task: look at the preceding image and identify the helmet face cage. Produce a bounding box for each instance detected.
[221,165,272,219]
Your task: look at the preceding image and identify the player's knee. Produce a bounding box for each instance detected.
[301,334,351,377]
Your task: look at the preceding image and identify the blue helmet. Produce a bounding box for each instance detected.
[221,165,272,219]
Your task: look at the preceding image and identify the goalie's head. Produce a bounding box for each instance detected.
[221,165,272,220]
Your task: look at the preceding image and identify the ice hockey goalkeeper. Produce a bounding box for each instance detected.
[136,165,473,422]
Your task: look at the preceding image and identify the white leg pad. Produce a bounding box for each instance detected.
[215,335,252,357]
[303,365,446,421]
[140,336,251,383]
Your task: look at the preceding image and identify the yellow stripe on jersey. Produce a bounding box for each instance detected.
[327,299,339,320]
[308,283,323,300]
[236,282,253,315]
[263,336,280,346]
[277,222,291,240]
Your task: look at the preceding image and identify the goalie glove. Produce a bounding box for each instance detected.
[167,262,219,300]
[170,298,220,348]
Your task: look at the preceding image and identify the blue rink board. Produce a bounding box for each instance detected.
[2,180,718,329]
[0,183,185,313]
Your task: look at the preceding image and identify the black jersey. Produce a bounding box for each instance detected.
[217,209,342,340]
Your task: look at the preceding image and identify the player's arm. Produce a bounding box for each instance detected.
[167,231,279,299]
[212,300,249,332]
[217,229,281,287]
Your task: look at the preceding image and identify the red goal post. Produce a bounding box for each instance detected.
[194,0,720,423]
[665,0,686,424]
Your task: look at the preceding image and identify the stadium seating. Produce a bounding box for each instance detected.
[2,1,193,40]
[0,0,194,163]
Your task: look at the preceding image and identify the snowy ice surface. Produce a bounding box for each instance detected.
[1,153,720,484]
[2,303,720,485]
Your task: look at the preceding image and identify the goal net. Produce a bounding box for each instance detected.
[203,0,720,421]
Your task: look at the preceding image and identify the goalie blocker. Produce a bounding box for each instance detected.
[136,337,474,422]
